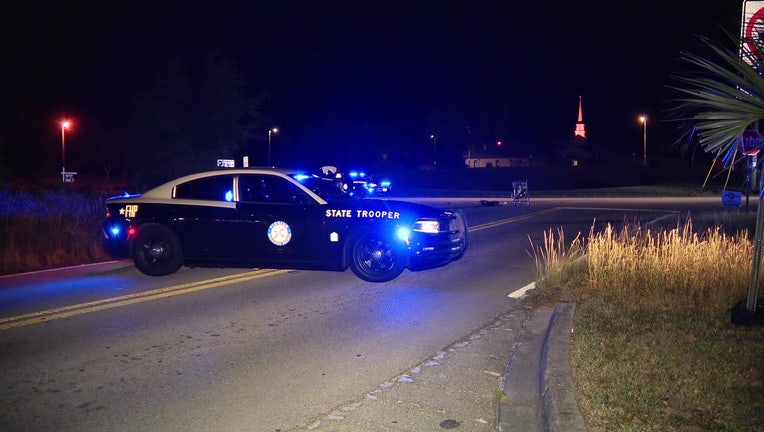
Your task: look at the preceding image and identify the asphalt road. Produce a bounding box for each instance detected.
[0,196,721,431]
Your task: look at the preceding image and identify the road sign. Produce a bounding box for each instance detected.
[60,171,77,183]
[740,129,764,156]
[742,1,764,64]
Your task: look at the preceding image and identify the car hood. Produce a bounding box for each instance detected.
[347,198,449,220]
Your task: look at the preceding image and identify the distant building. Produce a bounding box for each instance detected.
[464,147,531,168]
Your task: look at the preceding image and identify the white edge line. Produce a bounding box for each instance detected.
[0,260,130,279]
[508,281,536,298]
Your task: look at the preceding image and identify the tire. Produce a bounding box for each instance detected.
[453,210,468,259]
[133,224,183,276]
[349,230,405,282]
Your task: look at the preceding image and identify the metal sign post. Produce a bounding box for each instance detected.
[740,122,764,318]
[748,164,764,314]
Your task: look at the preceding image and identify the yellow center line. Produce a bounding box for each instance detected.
[2,207,559,331]
[468,208,558,232]
[0,269,291,331]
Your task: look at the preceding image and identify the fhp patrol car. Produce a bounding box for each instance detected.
[102,168,467,282]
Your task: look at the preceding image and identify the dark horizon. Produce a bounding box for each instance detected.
[0,1,743,183]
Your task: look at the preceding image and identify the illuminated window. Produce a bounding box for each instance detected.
[174,175,235,201]
[239,174,309,204]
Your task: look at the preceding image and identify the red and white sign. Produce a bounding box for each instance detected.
[741,1,764,63]
[739,129,764,155]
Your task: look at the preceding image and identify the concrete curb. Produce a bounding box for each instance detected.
[499,303,587,431]
[541,303,587,432]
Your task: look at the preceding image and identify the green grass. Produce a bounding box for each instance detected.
[528,216,764,431]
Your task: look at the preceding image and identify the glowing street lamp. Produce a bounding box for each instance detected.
[639,115,647,167]
[61,120,71,182]
[268,127,279,166]
[430,134,437,166]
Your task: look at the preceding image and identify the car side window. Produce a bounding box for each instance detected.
[239,174,312,204]
[174,175,235,202]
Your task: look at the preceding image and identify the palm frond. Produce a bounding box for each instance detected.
[669,34,764,154]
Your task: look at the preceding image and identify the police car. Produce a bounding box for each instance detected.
[102,168,467,282]
[345,170,392,196]
[328,169,392,197]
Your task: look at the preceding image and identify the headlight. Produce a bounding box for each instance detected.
[413,219,440,233]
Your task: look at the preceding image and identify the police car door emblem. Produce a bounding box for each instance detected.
[267,221,292,246]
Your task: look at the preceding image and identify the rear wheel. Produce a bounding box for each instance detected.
[349,230,405,282]
[133,224,183,276]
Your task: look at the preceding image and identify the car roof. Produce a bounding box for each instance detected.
[140,167,310,199]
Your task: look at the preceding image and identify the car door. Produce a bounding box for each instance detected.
[170,174,238,261]
[236,174,336,268]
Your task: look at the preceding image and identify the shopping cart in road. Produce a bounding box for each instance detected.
[512,180,530,205]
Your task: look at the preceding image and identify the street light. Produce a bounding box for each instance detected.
[639,115,647,167]
[430,134,437,166]
[60,120,71,182]
[268,127,279,166]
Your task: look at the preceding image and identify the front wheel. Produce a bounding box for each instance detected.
[452,210,468,259]
[133,224,183,276]
[349,230,406,282]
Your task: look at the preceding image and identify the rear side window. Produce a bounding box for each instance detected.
[239,174,311,204]
[174,175,234,202]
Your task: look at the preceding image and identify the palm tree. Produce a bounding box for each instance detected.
[670,33,764,320]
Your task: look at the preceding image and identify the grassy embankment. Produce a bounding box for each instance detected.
[0,188,112,276]
[528,212,764,431]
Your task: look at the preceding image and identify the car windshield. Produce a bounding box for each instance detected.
[293,174,354,203]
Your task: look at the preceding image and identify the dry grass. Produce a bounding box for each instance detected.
[586,221,751,316]
[0,188,112,275]
[528,218,764,431]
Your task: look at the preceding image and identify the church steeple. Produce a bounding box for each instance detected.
[574,95,586,138]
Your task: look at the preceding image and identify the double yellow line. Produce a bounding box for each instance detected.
[468,208,557,232]
[0,269,290,331]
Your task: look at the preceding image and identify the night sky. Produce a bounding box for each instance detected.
[0,1,744,180]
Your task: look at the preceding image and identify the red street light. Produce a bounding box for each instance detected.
[61,120,71,182]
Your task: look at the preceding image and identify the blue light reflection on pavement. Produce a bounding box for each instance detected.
[371,285,454,329]
[377,288,425,324]
[0,269,132,317]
